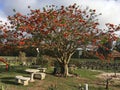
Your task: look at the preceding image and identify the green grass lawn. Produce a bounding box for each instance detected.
[0,65,120,90]
[73,69,101,80]
[0,56,120,90]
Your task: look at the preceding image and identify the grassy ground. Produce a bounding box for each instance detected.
[0,56,120,90]
[0,65,120,90]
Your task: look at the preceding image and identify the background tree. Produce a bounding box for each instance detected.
[96,23,120,62]
[95,23,120,90]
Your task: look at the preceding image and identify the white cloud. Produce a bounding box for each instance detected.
[3,0,37,15]
[0,10,7,23]
[0,0,120,29]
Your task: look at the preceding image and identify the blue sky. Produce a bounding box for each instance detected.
[0,0,120,31]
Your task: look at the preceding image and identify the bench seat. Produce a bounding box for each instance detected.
[15,75,30,85]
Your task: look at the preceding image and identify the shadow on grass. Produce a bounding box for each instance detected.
[0,65,28,74]
[13,69,27,74]
[0,68,7,73]
[113,84,120,88]
[0,77,18,85]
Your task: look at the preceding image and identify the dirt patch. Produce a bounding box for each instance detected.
[27,80,45,90]
[96,72,120,80]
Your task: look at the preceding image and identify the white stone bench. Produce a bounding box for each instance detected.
[33,73,46,80]
[15,75,30,85]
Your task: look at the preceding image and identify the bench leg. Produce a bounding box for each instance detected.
[43,69,46,73]
[23,80,28,86]
[41,75,45,80]
[17,79,22,83]
[30,73,35,82]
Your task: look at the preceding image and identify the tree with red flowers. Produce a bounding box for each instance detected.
[4,4,110,76]
[1,4,120,76]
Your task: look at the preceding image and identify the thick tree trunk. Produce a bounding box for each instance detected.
[56,53,73,77]
[63,63,69,77]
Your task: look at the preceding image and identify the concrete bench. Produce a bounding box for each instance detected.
[33,73,46,80]
[15,75,30,85]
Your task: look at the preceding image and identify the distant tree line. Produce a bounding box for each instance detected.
[0,45,37,56]
[1,40,120,59]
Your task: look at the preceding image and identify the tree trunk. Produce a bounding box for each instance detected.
[105,79,109,90]
[56,53,73,77]
[63,63,69,77]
